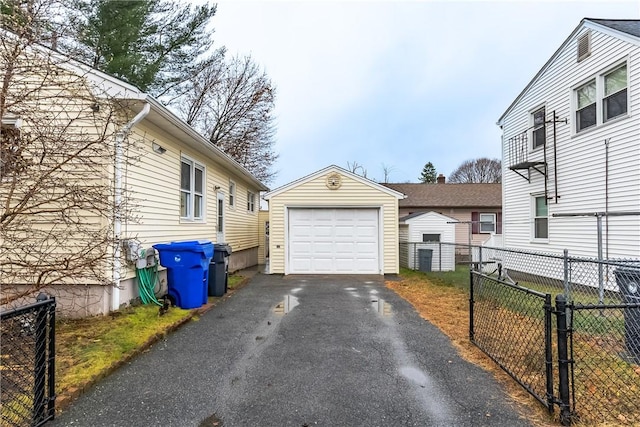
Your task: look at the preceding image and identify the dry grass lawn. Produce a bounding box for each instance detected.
[386,270,559,427]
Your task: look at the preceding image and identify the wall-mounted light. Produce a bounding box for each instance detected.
[90,103,100,113]
[214,185,221,191]
[152,143,166,154]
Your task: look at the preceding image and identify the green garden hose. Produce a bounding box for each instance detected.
[136,262,162,306]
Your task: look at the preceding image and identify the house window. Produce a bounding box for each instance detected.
[0,125,25,179]
[229,180,236,208]
[180,157,205,220]
[422,234,440,242]
[603,64,627,122]
[574,62,628,133]
[576,80,596,132]
[531,107,546,149]
[533,196,548,239]
[247,191,256,212]
[479,213,497,233]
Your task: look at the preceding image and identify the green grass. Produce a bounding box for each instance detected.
[404,266,471,290]
[56,304,192,393]
[227,273,246,289]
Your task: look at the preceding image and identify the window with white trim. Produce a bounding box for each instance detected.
[531,107,546,149]
[533,196,548,240]
[604,64,627,122]
[180,157,205,220]
[576,80,596,132]
[479,213,497,233]
[247,191,256,212]
[574,62,627,133]
[422,234,440,242]
[229,180,236,208]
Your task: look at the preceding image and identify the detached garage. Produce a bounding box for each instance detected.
[263,165,405,275]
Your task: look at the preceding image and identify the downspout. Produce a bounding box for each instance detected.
[112,102,150,311]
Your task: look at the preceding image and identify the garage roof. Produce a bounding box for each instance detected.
[264,165,406,200]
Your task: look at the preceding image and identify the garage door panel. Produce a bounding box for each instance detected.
[288,208,379,274]
[314,226,333,238]
[313,242,333,254]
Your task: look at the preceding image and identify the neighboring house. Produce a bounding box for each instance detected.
[263,165,405,275]
[399,211,456,271]
[497,18,640,259]
[1,38,267,316]
[384,176,502,248]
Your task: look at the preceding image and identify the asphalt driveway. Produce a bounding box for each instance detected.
[52,273,532,426]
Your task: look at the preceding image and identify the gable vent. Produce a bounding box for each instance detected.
[577,31,591,62]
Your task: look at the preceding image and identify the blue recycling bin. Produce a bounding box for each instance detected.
[153,240,214,309]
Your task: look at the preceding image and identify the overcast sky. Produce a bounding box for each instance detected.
[208,1,639,188]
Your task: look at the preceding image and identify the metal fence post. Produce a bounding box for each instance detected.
[563,249,570,300]
[47,297,57,419]
[439,241,442,271]
[544,294,554,412]
[469,268,475,341]
[33,294,48,423]
[555,294,572,426]
[596,214,604,305]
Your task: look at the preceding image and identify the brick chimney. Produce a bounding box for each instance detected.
[437,174,446,184]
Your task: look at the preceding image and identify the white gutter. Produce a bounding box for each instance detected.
[112,102,150,311]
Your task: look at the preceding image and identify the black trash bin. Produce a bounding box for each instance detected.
[208,244,232,297]
[615,267,640,361]
[418,249,433,273]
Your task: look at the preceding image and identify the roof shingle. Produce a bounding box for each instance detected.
[383,183,501,208]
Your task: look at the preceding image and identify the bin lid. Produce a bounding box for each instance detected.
[153,240,214,257]
[214,243,232,255]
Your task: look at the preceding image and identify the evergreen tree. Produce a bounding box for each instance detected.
[69,0,216,95]
[419,162,437,183]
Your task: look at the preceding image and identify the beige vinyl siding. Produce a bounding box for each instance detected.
[121,122,261,279]
[268,172,399,274]
[501,24,640,258]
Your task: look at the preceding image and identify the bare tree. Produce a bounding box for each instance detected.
[381,163,394,183]
[346,161,367,178]
[175,54,278,183]
[448,158,502,183]
[1,3,138,308]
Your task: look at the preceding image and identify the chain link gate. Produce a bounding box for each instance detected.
[1,295,56,427]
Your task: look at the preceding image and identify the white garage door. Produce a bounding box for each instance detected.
[288,208,380,274]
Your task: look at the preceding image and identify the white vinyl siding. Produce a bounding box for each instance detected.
[500,23,640,258]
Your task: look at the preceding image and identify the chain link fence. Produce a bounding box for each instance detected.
[570,302,640,425]
[1,295,56,427]
[414,241,640,425]
[471,272,554,410]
